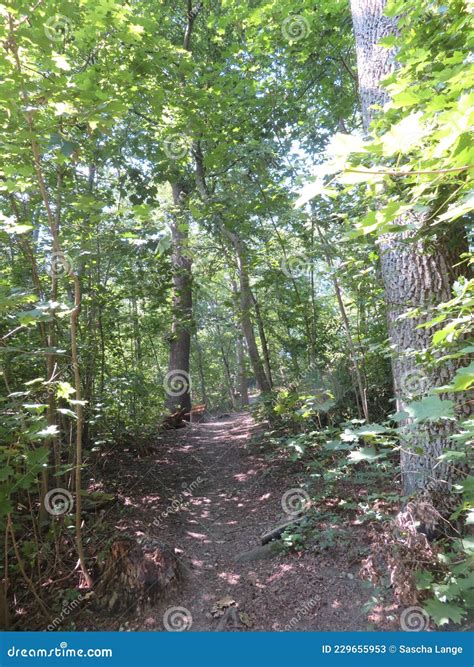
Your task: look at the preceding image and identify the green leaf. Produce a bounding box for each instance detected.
[56,407,77,419]
[339,166,385,185]
[465,510,474,526]
[443,363,474,392]
[0,494,13,517]
[296,180,338,207]
[437,450,467,463]
[381,112,427,154]
[57,382,75,399]
[403,396,455,422]
[415,569,434,590]
[423,598,466,626]
[324,440,351,451]
[391,89,422,108]
[0,465,14,481]
[436,193,474,223]
[455,477,474,503]
[25,446,49,466]
[354,424,388,436]
[329,132,367,157]
[1,222,33,235]
[17,308,50,326]
[348,447,384,463]
[460,536,474,554]
[32,425,59,440]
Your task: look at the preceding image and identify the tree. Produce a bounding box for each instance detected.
[165,182,193,413]
[349,0,471,503]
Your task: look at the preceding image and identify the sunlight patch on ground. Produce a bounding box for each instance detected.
[185,530,211,542]
[266,564,294,583]
[218,571,240,584]
[234,469,258,482]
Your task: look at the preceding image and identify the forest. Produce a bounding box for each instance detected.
[0,0,473,635]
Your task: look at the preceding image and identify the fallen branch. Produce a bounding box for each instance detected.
[260,515,306,545]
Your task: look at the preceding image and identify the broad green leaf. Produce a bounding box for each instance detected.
[354,424,388,436]
[437,450,467,462]
[423,598,466,626]
[403,396,455,422]
[381,112,427,154]
[442,363,474,392]
[436,193,474,223]
[348,447,384,463]
[328,133,367,158]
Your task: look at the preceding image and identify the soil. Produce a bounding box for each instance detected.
[77,413,396,632]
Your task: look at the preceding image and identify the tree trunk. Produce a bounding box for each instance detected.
[236,333,249,408]
[192,142,270,395]
[216,322,238,409]
[350,0,471,499]
[164,2,200,415]
[165,182,193,414]
[314,222,369,422]
[229,232,271,395]
[251,293,273,389]
[194,334,209,407]
[380,232,469,496]
[231,280,249,408]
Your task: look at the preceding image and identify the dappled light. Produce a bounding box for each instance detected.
[0,0,471,642]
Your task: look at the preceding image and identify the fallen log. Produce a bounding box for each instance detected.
[260,515,306,546]
[161,408,187,430]
[81,491,116,512]
[187,404,207,423]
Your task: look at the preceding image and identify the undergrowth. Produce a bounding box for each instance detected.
[252,390,474,628]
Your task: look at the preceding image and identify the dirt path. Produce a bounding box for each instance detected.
[88,413,383,632]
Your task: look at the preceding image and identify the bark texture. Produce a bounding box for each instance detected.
[166,182,193,413]
[236,332,249,407]
[252,294,273,389]
[350,0,471,500]
[231,279,249,408]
